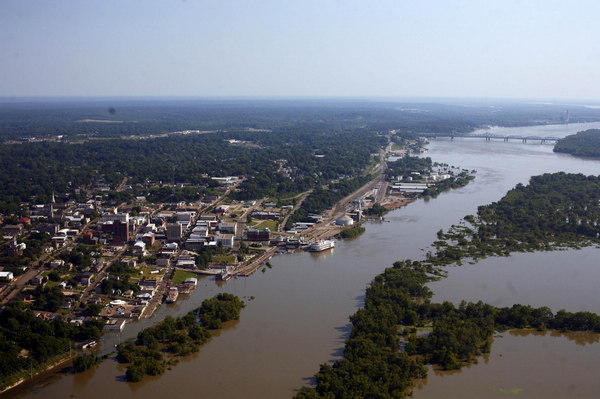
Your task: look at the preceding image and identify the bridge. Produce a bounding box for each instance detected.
[427,134,561,144]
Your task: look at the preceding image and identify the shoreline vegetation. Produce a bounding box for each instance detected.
[0,301,104,392]
[334,225,366,240]
[117,293,244,382]
[296,172,600,398]
[554,129,600,157]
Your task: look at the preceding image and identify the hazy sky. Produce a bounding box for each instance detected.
[1,0,599,99]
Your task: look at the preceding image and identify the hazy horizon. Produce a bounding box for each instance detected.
[2,1,600,100]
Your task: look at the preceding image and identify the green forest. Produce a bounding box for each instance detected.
[0,126,384,213]
[554,129,600,157]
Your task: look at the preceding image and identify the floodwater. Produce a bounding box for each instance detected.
[7,122,600,399]
[414,330,600,399]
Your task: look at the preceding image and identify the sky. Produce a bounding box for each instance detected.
[1,0,599,99]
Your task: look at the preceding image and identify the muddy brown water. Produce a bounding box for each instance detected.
[7,122,600,399]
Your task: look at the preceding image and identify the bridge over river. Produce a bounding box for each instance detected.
[427,133,561,144]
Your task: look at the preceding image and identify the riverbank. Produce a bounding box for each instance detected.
[0,354,73,395]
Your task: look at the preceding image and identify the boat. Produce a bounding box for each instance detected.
[217,269,233,281]
[166,287,179,303]
[80,340,97,349]
[308,239,335,252]
[177,284,191,294]
[184,277,198,287]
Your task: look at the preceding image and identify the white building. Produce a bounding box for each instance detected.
[336,215,354,226]
[0,271,14,281]
[102,212,129,224]
[133,241,146,256]
[216,233,234,248]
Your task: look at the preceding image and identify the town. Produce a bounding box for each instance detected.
[0,134,472,340]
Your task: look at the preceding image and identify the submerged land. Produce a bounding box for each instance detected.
[1,99,600,396]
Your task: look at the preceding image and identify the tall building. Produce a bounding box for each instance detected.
[167,223,183,242]
[102,220,129,243]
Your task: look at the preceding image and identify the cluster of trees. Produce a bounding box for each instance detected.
[433,172,600,264]
[197,293,246,329]
[60,245,97,272]
[100,276,139,296]
[554,129,600,157]
[364,203,387,217]
[29,286,65,312]
[117,293,244,382]
[386,156,432,180]
[144,184,219,203]
[335,225,365,239]
[107,261,137,276]
[193,244,231,269]
[298,258,600,398]
[0,302,104,390]
[422,172,474,198]
[72,353,102,373]
[296,262,432,398]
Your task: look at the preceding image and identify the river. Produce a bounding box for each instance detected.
[7,122,600,399]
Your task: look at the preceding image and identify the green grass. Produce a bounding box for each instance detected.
[212,255,237,264]
[172,270,197,284]
[256,219,278,231]
[45,281,60,289]
[139,265,165,280]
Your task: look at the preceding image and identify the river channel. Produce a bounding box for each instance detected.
[7,122,600,399]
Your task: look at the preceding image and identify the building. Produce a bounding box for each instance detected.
[0,271,14,281]
[250,210,281,220]
[218,221,238,235]
[142,232,155,246]
[215,205,230,214]
[133,241,146,256]
[247,228,270,242]
[102,220,130,243]
[166,223,183,242]
[216,233,234,248]
[82,231,99,245]
[176,211,196,223]
[31,273,47,286]
[336,215,354,226]
[75,272,94,286]
[103,319,127,332]
[7,238,26,256]
[102,212,129,224]
[37,223,59,235]
[2,224,24,238]
[198,214,218,224]
[176,255,196,269]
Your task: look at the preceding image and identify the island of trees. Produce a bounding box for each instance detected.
[554,129,600,157]
[297,172,600,398]
[117,293,245,382]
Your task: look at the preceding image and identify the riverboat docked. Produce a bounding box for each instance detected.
[308,239,335,252]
